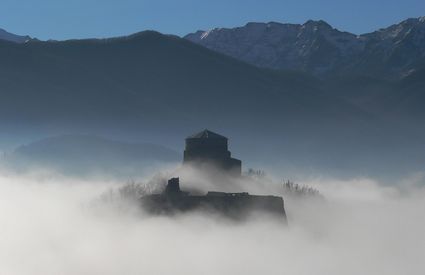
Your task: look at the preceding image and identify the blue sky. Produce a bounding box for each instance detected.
[1,0,424,40]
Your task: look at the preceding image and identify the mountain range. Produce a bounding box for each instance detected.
[3,17,424,80]
[0,30,364,127]
[185,17,425,80]
[0,17,424,179]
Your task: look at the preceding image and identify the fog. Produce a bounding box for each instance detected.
[0,168,424,275]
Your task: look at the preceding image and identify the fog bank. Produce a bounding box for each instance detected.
[0,171,424,275]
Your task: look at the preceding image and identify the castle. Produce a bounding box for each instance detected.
[183,129,242,175]
[139,130,287,221]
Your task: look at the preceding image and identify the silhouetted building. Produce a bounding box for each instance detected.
[183,129,242,175]
[139,133,287,222]
[140,178,287,221]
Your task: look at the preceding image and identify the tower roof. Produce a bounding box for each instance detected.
[187,129,227,139]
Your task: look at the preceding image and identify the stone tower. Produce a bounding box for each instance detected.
[183,129,242,175]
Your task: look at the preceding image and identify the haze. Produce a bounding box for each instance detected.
[1,1,425,274]
[0,167,423,275]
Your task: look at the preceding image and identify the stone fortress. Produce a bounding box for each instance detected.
[140,130,287,221]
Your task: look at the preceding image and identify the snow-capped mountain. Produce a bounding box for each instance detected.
[0,28,31,43]
[185,17,425,79]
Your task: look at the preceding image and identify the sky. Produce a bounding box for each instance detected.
[0,0,424,40]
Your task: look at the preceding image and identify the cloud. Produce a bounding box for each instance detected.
[0,170,423,275]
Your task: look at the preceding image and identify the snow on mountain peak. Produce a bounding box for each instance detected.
[184,17,425,78]
[200,30,213,39]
